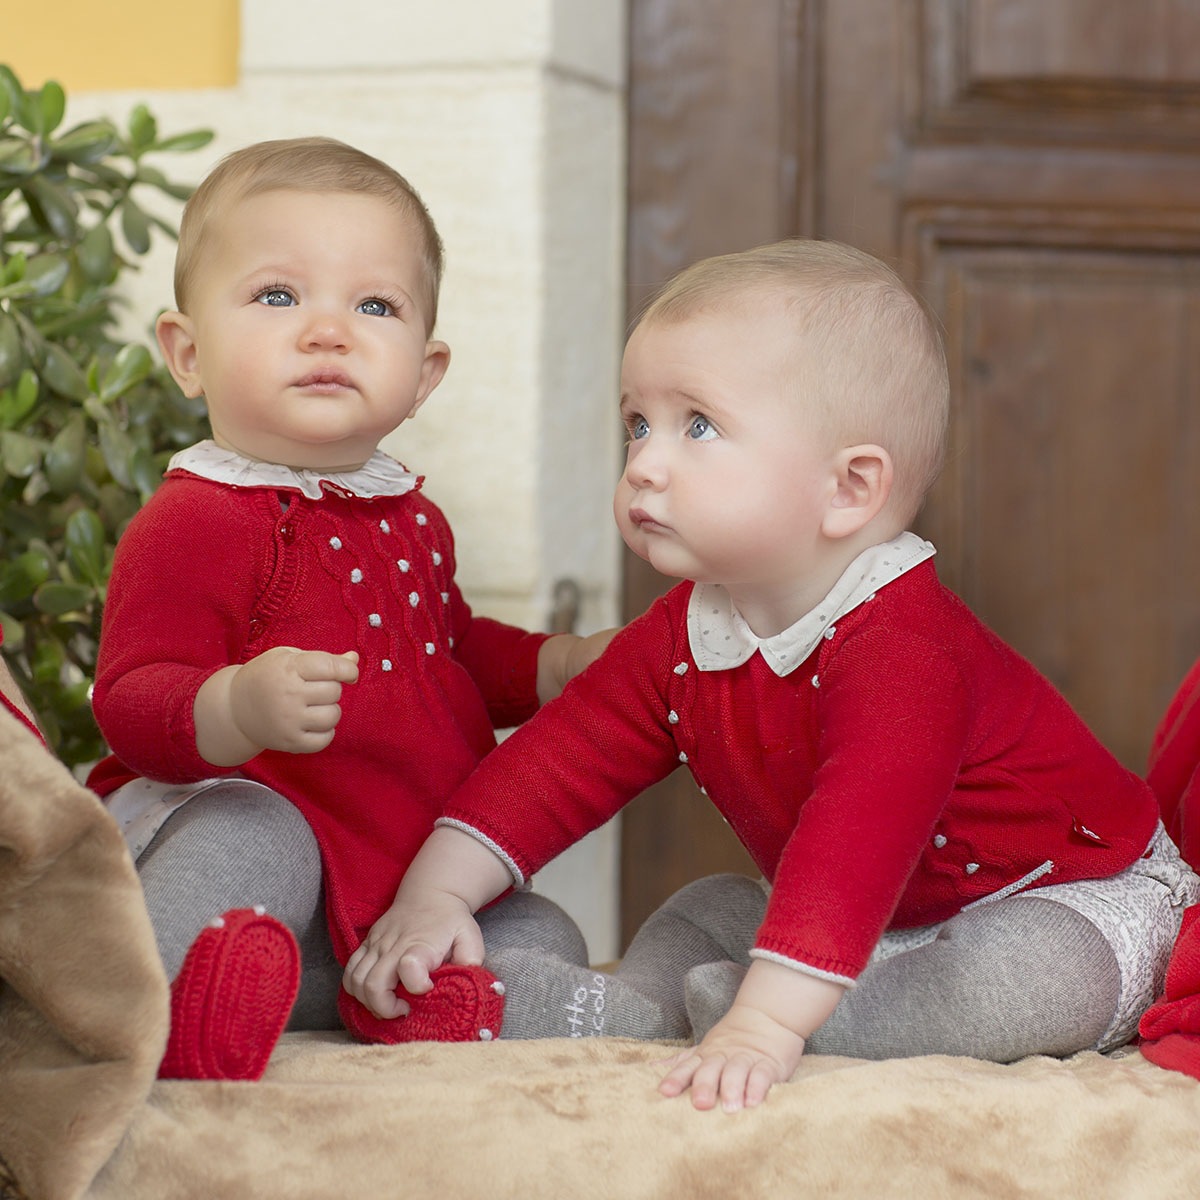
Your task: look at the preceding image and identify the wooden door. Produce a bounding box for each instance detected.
[621,0,1200,946]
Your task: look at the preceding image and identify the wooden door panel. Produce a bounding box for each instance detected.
[925,247,1200,767]
[623,0,1200,945]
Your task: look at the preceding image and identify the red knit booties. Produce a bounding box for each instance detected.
[158,907,300,1081]
[338,963,505,1044]
[1139,904,1200,1079]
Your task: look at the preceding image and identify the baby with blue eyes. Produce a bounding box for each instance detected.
[88,136,611,1076]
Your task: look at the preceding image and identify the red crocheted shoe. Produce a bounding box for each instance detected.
[338,963,505,1044]
[1139,904,1200,1080]
[158,907,300,1081]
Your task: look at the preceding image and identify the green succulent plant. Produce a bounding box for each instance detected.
[0,65,212,768]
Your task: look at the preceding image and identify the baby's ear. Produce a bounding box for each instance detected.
[822,444,893,539]
[155,311,203,398]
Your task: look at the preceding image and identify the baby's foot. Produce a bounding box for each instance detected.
[158,906,300,1081]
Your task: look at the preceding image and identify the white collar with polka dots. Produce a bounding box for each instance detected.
[169,440,420,501]
[687,532,936,677]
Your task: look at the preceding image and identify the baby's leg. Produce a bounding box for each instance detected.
[136,783,341,1030]
[477,889,590,965]
[687,897,1119,1061]
[489,873,765,1041]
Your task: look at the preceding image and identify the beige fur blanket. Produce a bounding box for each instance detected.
[4,705,1200,1200]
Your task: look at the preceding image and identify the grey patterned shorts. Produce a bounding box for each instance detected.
[870,823,1200,1052]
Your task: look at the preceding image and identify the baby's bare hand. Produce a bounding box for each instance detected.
[659,1004,805,1112]
[343,893,484,1019]
[230,647,358,753]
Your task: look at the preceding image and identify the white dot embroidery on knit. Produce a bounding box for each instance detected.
[674,662,688,675]
[811,674,820,688]
[382,660,393,672]
[369,613,382,627]
[668,710,680,724]
[409,591,420,607]
[329,537,342,550]
[432,551,442,566]
[416,513,428,526]
[425,643,436,655]
[441,592,449,603]
[398,560,410,573]
[824,626,837,640]
[350,569,363,583]
[379,520,390,533]
[965,863,980,875]
[933,834,947,848]
[678,751,688,763]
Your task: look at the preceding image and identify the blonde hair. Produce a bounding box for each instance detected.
[173,136,444,330]
[638,239,950,517]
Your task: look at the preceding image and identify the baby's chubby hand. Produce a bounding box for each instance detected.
[193,646,360,766]
[342,890,484,1019]
[230,646,359,754]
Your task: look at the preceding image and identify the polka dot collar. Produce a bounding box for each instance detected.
[168,440,421,500]
[687,532,936,677]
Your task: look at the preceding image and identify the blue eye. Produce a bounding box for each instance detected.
[628,416,650,440]
[687,414,716,440]
[256,288,294,307]
[357,298,393,317]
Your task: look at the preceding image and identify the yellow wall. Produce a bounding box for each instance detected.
[5,0,239,92]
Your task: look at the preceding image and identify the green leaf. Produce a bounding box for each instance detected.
[99,343,153,401]
[129,444,163,501]
[74,222,116,284]
[0,548,53,606]
[0,429,44,477]
[64,507,107,586]
[151,129,214,154]
[24,176,79,240]
[0,611,24,650]
[29,634,65,685]
[23,253,72,297]
[120,197,151,254]
[0,139,43,175]
[44,414,87,493]
[33,580,93,616]
[0,67,23,122]
[40,344,90,400]
[0,313,23,388]
[128,104,157,151]
[50,120,118,164]
[0,370,38,430]
[3,253,27,285]
[36,82,66,137]
[98,419,135,489]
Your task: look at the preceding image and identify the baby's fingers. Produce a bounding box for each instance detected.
[297,649,360,684]
[343,948,409,1020]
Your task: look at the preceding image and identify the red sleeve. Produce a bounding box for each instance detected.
[1147,655,1200,867]
[442,595,684,880]
[757,623,972,981]
[91,477,267,783]
[420,506,549,729]
[450,601,548,729]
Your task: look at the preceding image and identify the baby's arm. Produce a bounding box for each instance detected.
[342,825,513,1018]
[193,647,360,766]
[535,628,619,704]
[659,960,846,1112]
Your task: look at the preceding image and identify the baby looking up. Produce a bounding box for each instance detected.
[345,238,1198,1109]
[89,137,608,1075]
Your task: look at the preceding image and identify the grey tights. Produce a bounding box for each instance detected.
[679,877,1121,1061]
[136,784,588,1032]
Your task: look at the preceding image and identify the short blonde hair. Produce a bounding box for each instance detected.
[174,136,444,331]
[638,239,950,517]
